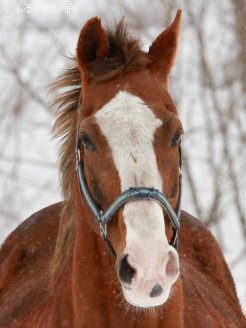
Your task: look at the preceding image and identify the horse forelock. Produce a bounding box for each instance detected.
[90,19,152,82]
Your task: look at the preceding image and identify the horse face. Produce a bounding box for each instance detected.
[79,81,183,308]
[77,11,182,308]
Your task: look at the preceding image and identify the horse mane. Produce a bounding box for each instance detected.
[50,20,151,279]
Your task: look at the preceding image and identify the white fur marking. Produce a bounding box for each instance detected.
[95,91,168,258]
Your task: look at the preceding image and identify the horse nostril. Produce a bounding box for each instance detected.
[119,254,136,285]
[149,284,163,298]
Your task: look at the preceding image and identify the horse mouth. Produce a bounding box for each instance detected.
[121,283,172,308]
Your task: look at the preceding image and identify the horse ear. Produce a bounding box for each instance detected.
[77,17,109,78]
[149,9,182,79]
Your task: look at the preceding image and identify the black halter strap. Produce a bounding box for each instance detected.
[75,134,182,258]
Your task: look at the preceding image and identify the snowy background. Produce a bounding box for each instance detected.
[0,0,245,312]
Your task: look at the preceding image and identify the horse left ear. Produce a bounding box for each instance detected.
[76,17,109,79]
[149,9,182,80]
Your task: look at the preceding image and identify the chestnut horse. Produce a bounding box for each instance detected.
[0,10,245,328]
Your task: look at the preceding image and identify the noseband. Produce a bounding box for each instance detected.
[75,123,182,258]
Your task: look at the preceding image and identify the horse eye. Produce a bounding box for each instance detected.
[81,133,96,150]
[171,130,182,147]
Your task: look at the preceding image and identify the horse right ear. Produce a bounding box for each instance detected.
[77,17,109,79]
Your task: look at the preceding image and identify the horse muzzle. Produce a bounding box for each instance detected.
[118,245,179,308]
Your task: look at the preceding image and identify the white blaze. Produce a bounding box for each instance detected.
[95,91,168,260]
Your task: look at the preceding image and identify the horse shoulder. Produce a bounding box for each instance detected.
[179,211,246,327]
[0,202,63,328]
[180,211,236,290]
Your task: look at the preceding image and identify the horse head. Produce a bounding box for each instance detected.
[75,10,183,308]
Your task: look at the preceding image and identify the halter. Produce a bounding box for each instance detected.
[75,116,182,258]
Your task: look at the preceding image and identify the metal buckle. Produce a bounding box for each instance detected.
[99,222,107,239]
[98,210,106,239]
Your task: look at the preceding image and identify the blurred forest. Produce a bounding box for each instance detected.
[0,0,245,311]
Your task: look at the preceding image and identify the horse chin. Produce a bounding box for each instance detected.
[121,284,171,308]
